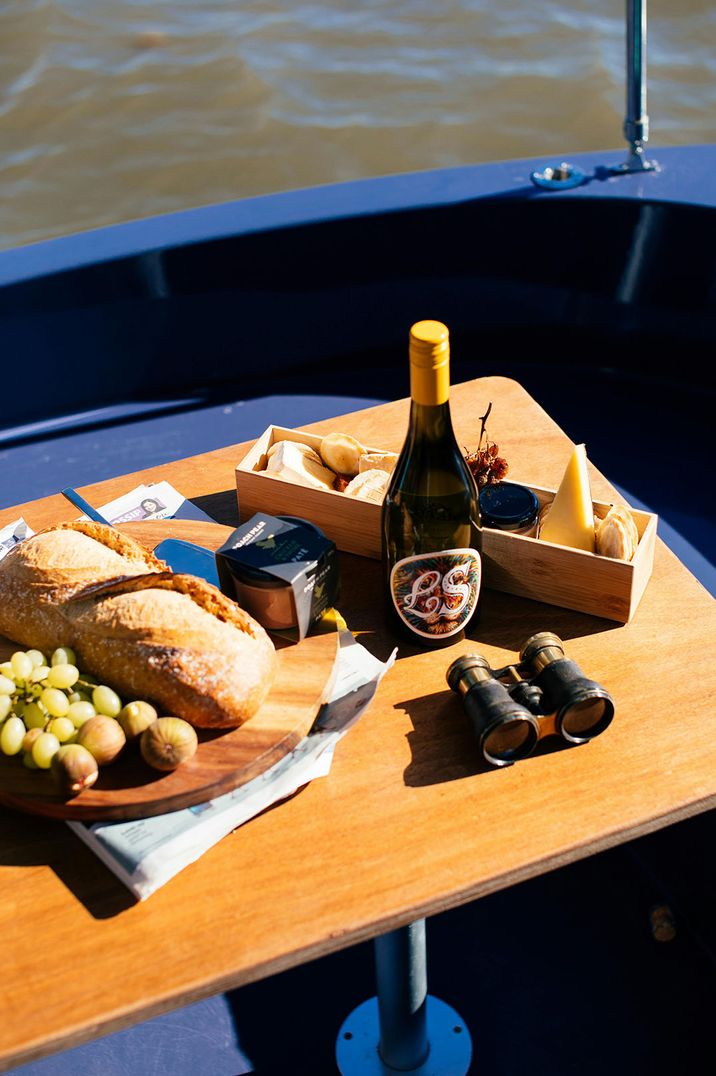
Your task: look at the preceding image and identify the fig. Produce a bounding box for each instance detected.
[141,717,198,771]
[21,727,43,754]
[51,744,99,797]
[76,715,126,765]
[118,700,158,742]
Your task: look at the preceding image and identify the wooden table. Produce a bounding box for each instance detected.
[2,377,715,1071]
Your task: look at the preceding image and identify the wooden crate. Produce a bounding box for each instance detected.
[481,482,657,623]
[236,424,384,558]
[236,426,657,623]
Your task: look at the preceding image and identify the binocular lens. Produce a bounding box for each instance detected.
[559,693,614,743]
[483,716,539,766]
[447,644,615,767]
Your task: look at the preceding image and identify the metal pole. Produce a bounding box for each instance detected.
[336,917,472,1074]
[619,0,657,171]
[374,921,429,1071]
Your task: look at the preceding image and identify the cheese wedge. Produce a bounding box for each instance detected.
[359,451,399,475]
[343,469,390,503]
[539,443,595,552]
[265,440,336,491]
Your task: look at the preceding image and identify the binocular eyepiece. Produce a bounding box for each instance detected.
[446,632,614,768]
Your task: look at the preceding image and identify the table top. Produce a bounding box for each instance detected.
[2,376,715,1070]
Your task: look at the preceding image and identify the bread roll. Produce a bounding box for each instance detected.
[0,523,276,729]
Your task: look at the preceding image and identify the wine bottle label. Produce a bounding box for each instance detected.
[390,548,481,639]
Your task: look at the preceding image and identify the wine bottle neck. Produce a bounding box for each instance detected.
[408,400,454,443]
[409,356,450,407]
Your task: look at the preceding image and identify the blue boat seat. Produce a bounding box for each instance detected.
[8,994,252,1076]
[0,394,383,509]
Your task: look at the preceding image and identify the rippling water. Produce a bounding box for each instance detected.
[1,0,715,249]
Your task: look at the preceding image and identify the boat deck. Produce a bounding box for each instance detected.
[2,151,715,1074]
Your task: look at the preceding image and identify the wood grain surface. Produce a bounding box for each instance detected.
[1,377,715,1070]
[0,521,339,821]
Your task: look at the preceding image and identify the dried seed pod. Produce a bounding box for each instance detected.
[141,717,198,771]
[463,404,509,489]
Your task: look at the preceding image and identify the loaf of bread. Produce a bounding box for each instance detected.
[0,523,276,729]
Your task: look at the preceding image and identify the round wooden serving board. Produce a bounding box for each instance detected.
[0,520,340,820]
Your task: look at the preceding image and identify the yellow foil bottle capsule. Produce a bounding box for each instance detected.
[409,320,451,406]
[382,321,482,648]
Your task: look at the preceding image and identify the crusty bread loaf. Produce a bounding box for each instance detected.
[0,522,167,653]
[0,523,276,729]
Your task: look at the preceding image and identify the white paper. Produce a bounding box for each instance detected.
[78,481,186,525]
[0,517,34,561]
[67,634,395,901]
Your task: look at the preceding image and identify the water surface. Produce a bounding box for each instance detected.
[1,0,715,248]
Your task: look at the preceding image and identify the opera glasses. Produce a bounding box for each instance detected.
[446,632,615,767]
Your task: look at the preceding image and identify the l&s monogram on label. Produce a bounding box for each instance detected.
[390,549,481,639]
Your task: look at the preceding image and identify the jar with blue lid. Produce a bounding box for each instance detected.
[478,482,540,536]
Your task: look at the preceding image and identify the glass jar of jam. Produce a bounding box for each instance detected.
[478,482,540,536]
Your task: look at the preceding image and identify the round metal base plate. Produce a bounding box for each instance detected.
[336,995,472,1075]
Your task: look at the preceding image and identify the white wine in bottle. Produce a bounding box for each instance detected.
[382,320,482,647]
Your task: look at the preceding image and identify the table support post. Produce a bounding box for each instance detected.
[336,919,472,1075]
[374,920,429,1070]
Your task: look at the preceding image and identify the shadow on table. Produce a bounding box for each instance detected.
[473,588,622,651]
[397,688,574,787]
[191,489,240,528]
[0,807,136,918]
[339,575,622,665]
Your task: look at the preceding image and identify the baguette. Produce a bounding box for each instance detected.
[0,523,276,729]
[0,522,167,652]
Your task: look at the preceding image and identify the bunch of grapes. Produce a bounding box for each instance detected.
[0,646,198,794]
[0,646,123,771]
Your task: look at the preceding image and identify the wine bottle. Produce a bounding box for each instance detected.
[382,320,482,647]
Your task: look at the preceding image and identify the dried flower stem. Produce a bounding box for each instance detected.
[477,402,493,453]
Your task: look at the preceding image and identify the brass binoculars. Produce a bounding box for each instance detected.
[446,632,615,767]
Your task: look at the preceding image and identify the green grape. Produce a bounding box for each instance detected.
[51,647,76,667]
[22,728,43,753]
[10,652,32,682]
[49,717,75,743]
[47,664,79,690]
[68,701,96,728]
[40,688,70,719]
[22,752,39,770]
[0,674,15,695]
[0,662,13,679]
[0,695,12,722]
[92,685,122,718]
[29,665,51,684]
[22,701,48,730]
[68,691,90,705]
[1,716,26,756]
[25,650,46,668]
[32,732,61,769]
